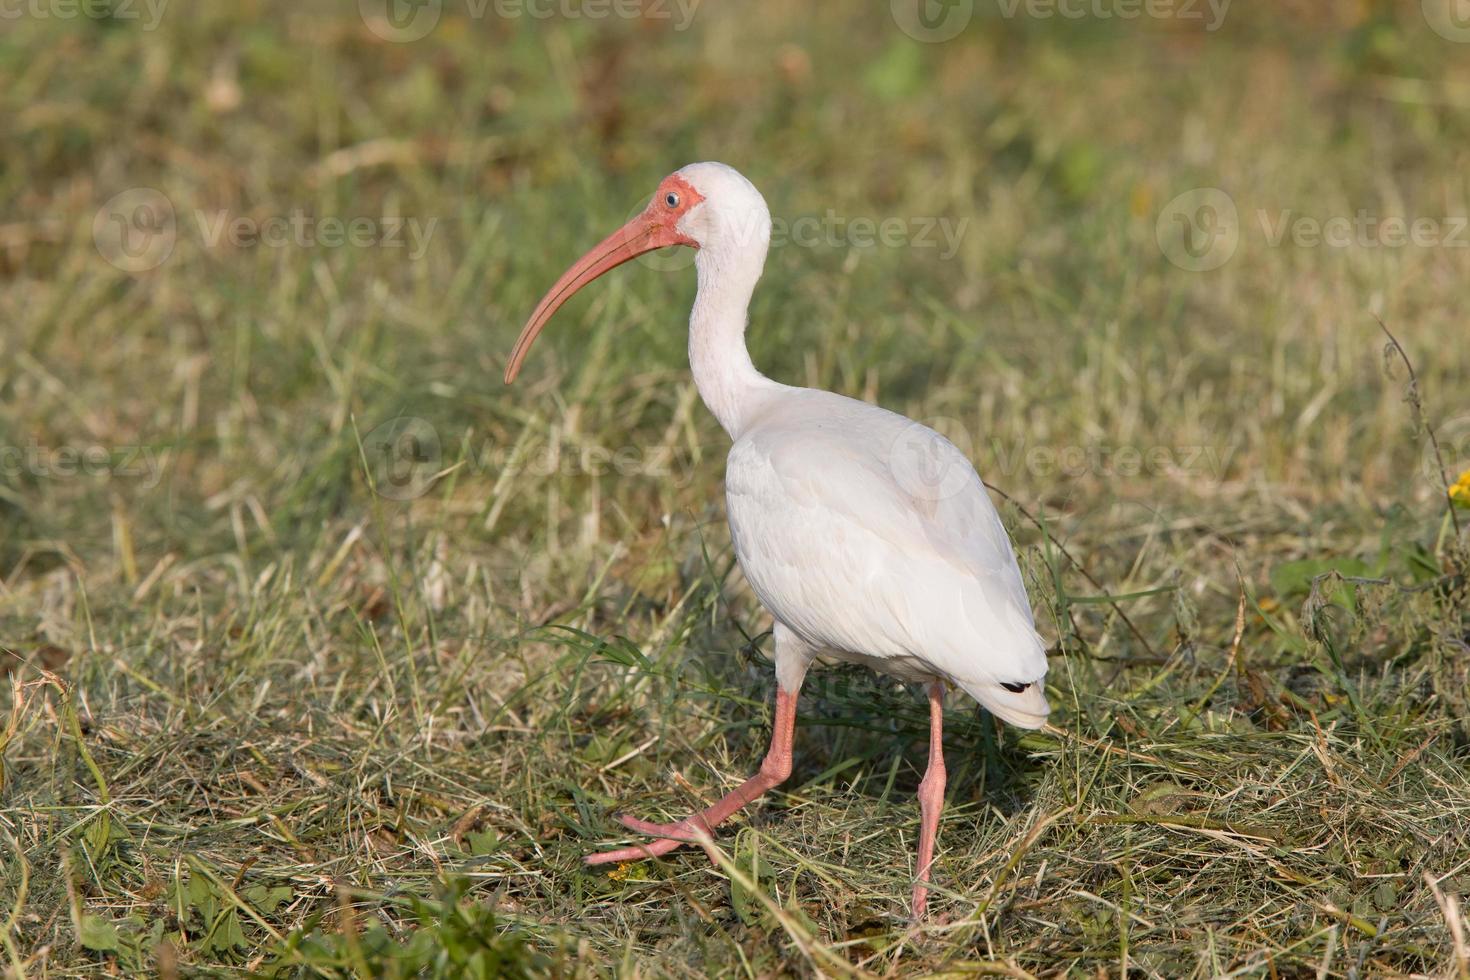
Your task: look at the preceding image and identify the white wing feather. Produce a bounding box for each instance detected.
[725,389,1049,726]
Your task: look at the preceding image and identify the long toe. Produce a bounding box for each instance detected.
[584,836,685,865]
[618,814,703,840]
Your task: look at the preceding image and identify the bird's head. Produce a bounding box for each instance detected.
[504,162,770,384]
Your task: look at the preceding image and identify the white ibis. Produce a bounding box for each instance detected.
[505,163,1049,917]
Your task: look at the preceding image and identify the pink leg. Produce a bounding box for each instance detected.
[586,686,799,865]
[912,681,946,918]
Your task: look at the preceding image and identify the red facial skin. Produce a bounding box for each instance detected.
[504,173,705,384]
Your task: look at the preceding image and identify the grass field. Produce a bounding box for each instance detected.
[3,1,1470,975]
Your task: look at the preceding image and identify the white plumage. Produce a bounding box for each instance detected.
[505,161,1050,916]
[724,387,1050,724]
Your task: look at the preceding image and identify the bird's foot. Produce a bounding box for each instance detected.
[616,813,707,840]
[909,891,952,927]
[583,814,718,867]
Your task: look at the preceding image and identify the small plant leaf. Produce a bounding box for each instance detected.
[78,913,119,952]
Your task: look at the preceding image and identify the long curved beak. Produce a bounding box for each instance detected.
[504,213,692,384]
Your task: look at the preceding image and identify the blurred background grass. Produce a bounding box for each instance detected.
[2,0,1469,975]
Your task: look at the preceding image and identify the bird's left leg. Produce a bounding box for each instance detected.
[912,680,947,918]
[585,624,814,866]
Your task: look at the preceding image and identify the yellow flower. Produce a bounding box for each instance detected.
[1452,469,1470,509]
[607,862,632,881]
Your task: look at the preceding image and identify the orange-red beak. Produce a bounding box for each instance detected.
[504,177,702,384]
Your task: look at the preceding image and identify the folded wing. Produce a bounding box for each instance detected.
[725,393,1048,726]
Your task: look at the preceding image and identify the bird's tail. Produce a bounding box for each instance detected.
[964,680,1050,730]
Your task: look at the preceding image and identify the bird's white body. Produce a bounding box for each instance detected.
[724,389,1049,725]
[674,162,1050,727]
[508,160,1050,907]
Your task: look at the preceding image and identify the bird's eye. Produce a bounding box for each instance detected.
[1000,682,1030,693]
[665,192,679,208]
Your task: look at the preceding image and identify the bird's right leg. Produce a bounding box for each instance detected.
[911,680,947,918]
[584,624,814,866]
